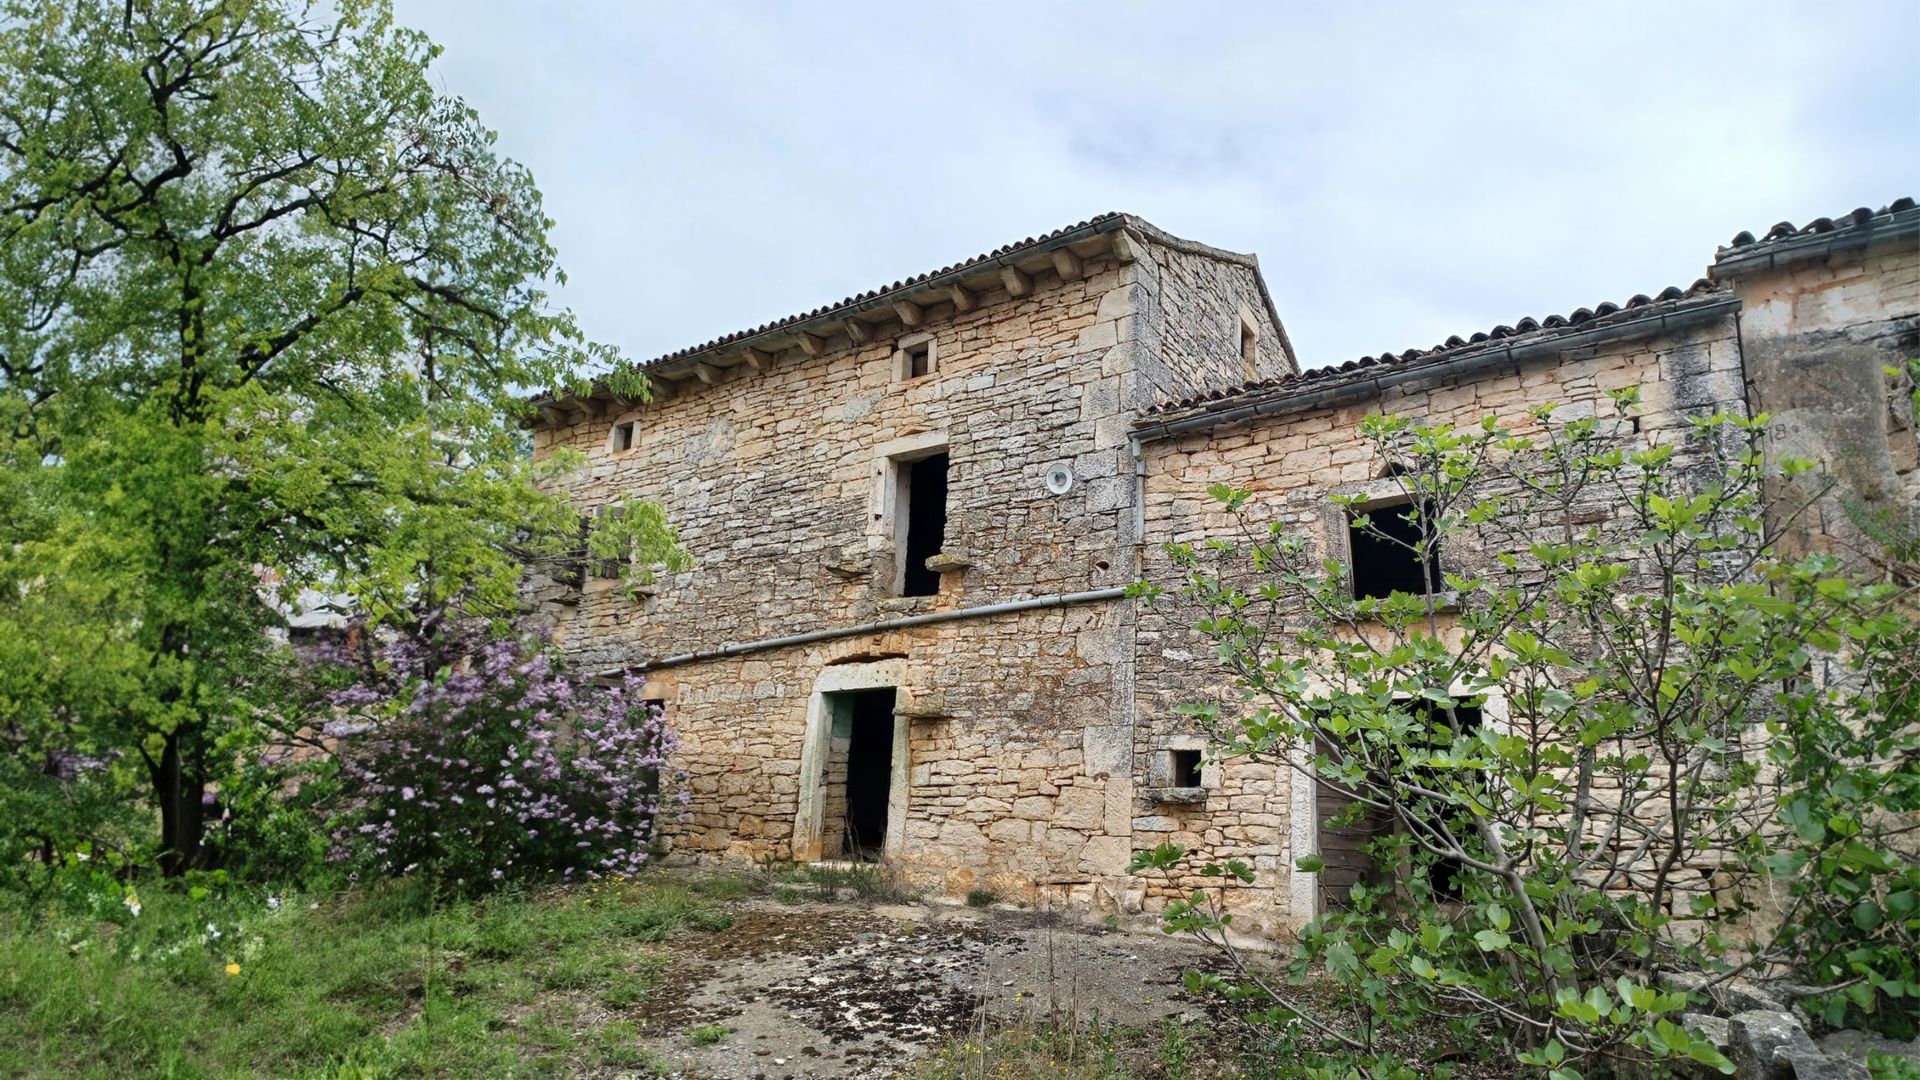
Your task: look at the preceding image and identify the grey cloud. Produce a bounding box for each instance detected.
[395,0,1920,370]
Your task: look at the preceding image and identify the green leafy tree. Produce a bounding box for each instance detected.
[0,0,676,876]
[1132,393,1918,1076]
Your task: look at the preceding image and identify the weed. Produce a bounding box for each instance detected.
[1157,1017,1194,1075]
[966,886,1001,908]
[687,1022,730,1046]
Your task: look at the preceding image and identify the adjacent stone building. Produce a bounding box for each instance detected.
[529,198,1917,934]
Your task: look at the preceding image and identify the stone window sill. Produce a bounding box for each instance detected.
[1146,786,1209,805]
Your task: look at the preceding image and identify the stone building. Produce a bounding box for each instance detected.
[529,198,1917,933]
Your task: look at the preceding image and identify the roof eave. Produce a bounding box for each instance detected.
[1134,294,1743,442]
[527,214,1137,421]
[1711,206,1920,280]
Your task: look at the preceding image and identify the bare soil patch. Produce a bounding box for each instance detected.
[630,899,1223,1078]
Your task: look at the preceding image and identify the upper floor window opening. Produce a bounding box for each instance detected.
[891,447,949,597]
[1237,308,1260,380]
[897,334,936,382]
[609,420,637,453]
[1349,497,1440,600]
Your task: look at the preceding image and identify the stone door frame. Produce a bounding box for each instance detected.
[793,659,910,864]
[1288,683,1509,922]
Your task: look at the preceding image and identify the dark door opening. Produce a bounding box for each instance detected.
[1314,700,1484,908]
[841,689,896,860]
[1413,701,1482,901]
[901,452,949,597]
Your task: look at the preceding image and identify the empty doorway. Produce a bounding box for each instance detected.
[824,688,896,861]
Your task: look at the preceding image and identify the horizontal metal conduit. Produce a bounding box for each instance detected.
[621,587,1128,674]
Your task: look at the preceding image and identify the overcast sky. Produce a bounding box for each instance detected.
[392,2,1919,372]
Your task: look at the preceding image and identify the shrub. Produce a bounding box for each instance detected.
[324,622,686,890]
[1133,399,1918,1073]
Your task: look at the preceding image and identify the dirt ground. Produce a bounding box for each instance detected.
[631,898,1228,1079]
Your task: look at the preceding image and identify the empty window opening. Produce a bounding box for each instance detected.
[1238,314,1259,377]
[1349,498,1440,599]
[897,451,949,597]
[609,421,636,452]
[822,688,895,862]
[899,337,935,381]
[1170,749,1203,787]
[586,503,636,580]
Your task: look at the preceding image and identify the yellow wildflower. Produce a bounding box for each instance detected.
[225,962,241,976]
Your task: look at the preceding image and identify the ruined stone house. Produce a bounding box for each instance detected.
[528,198,1918,934]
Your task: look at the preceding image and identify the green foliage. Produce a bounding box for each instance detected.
[0,872,729,1076]
[967,885,1002,908]
[1136,397,1917,1072]
[0,0,682,876]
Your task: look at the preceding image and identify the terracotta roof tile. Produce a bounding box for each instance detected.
[1139,278,1727,420]
[630,213,1128,370]
[1719,196,1916,255]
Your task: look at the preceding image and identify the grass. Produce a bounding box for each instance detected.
[0,873,742,1078]
[686,1022,729,1046]
[908,1019,1245,1080]
[965,886,1001,908]
[764,860,919,903]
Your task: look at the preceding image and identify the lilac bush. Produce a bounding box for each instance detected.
[322,623,685,890]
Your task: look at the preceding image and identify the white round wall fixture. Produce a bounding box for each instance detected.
[1043,462,1075,496]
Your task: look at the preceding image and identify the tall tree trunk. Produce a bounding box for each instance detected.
[149,728,207,877]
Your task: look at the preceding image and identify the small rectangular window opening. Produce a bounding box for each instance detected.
[1349,498,1440,599]
[896,451,949,596]
[1170,749,1203,788]
[610,421,636,452]
[903,341,932,380]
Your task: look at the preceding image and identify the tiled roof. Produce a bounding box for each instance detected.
[630,213,1129,370]
[1139,278,1729,420]
[1718,196,1915,254]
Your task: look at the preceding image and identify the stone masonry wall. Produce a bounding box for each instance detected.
[533,247,1144,672]
[528,235,1301,912]
[1728,237,1920,567]
[1132,313,1745,929]
[1129,234,1295,409]
[615,605,1142,913]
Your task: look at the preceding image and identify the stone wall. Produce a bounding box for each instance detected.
[613,604,1141,912]
[1132,311,1745,927]
[528,229,1293,912]
[1725,236,1920,568]
[1129,230,1295,408]
[532,245,1145,672]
